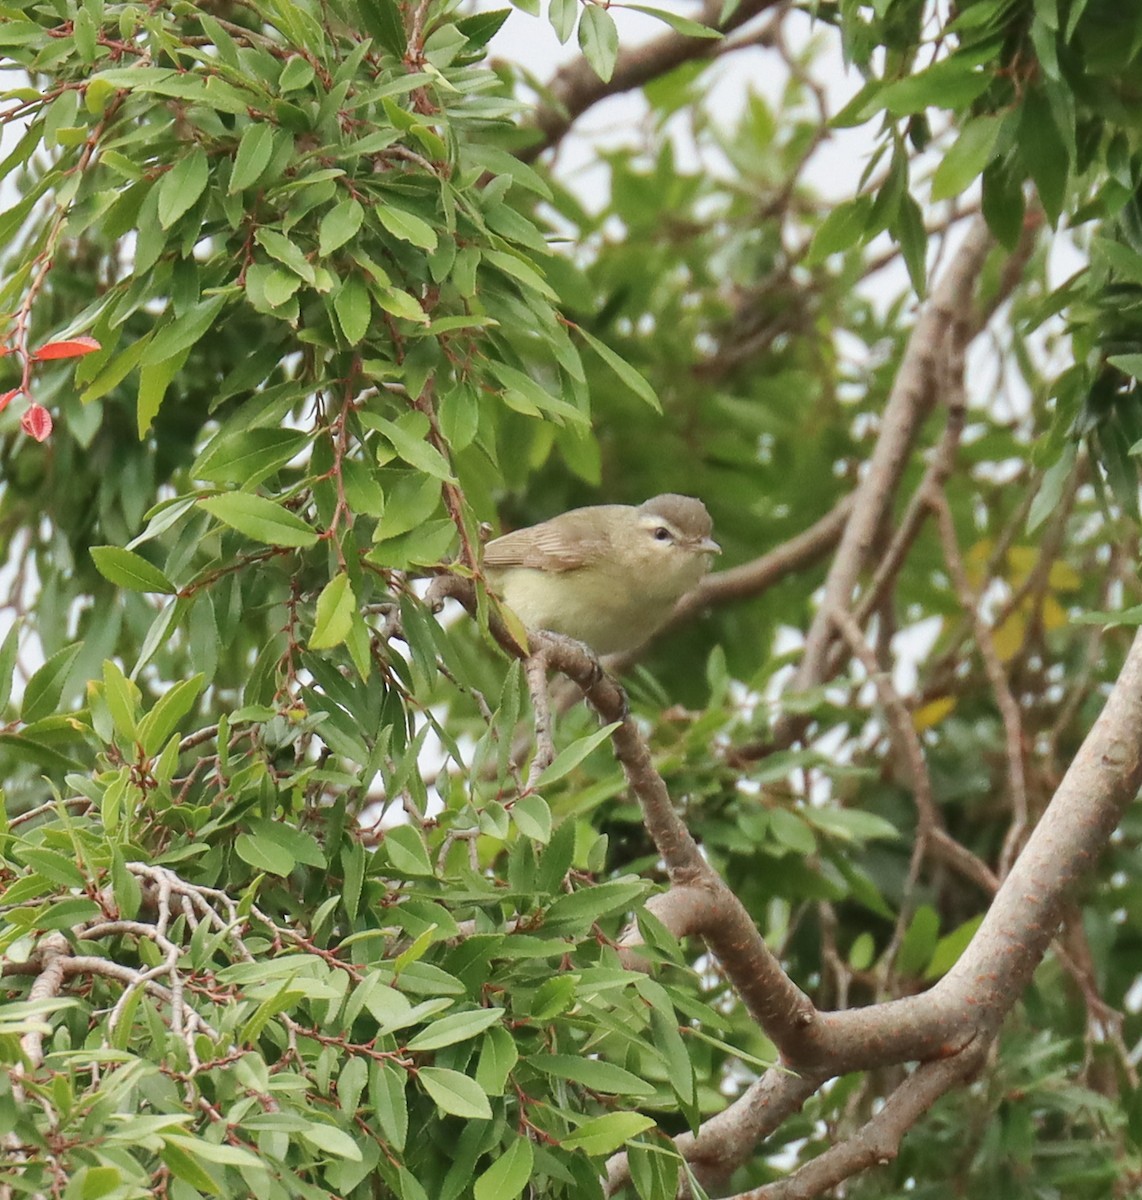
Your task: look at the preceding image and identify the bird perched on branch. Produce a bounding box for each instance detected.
[483,494,720,656]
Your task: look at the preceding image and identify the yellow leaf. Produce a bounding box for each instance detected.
[991,609,1025,662]
[1006,546,1036,584]
[964,539,992,590]
[912,696,956,731]
[1041,594,1067,631]
[1048,561,1081,591]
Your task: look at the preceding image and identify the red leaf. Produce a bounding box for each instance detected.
[0,388,20,413]
[20,403,53,442]
[0,346,13,357]
[30,335,102,361]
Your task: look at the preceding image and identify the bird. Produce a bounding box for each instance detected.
[482,494,720,656]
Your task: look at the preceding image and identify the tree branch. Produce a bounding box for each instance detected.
[519,0,783,163]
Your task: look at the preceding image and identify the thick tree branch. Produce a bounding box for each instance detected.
[785,218,994,712]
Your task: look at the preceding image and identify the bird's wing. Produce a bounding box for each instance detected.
[484,513,611,573]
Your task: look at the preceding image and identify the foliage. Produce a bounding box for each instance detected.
[3,0,1142,1198]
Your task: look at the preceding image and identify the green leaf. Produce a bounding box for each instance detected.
[192,428,310,487]
[561,1112,656,1155]
[157,146,210,228]
[544,878,649,932]
[15,846,86,888]
[473,1136,533,1200]
[229,122,275,193]
[334,275,372,344]
[925,914,984,979]
[373,285,428,324]
[576,327,661,411]
[90,546,176,594]
[356,0,407,56]
[366,412,454,480]
[375,204,438,251]
[137,349,187,439]
[383,824,434,876]
[1028,443,1077,533]
[578,5,619,83]
[235,831,295,876]
[141,294,229,366]
[475,1026,518,1096]
[806,196,872,263]
[879,55,993,116]
[0,622,21,711]
[137,675,204,756]
[1019,87,1068,226]
[405,1007,505,1051]
[21,643,83,723]
[419,1067,492,1119]
[624,4,721,36]
[548,0,577,42]
[255,227,316,284]
[320,197,365,256]
[931,114,1003,201]
[300,1123,363,1160]
[535,722,621,787]
[531,1054,656,1096]
[455,8,511,48]
[482,248,558,302]
[248,818,327,868]
[310,573,356,650]
[898,904,940,977]
[510,794,552,843]
[160,1141,220,1194]
[198,492,319,548]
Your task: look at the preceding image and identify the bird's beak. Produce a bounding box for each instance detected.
[698,537,721,555]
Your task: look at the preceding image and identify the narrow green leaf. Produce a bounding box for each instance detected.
[300,1123,363,1161]
[356,0,407,55]
[192,428,309,487]
[531,1054,656,1096]
[21,643,83,723]
[561,1112,656,1155]
[375,204,438,250]
[510,794,552,844]
[138,294,227,364]
[160,1141,220,1194]
[138,675,204,756]
[535,722,620,788]
[310,573,356,650]
[419,1067,492,1119]
[235,831,295,876]
[549,0,577,42]
[405,1007,505,1052]
[383,824,434,876]
[367,413,454,480]
[255,227,316,284]
[229,122,275,193]
[578,5,619,82]
[473,1136,533,1200]
[157,147,209,228]
[198,493,319,548]
[806,196,872,263]
[334,275,372,344]
[624,4,721,36]
[319,197,365,256]
[90,546,176,594]
[931,114,1003,201]
[102,659,140,743]
[0,622,19,711]
[576,327,660,411]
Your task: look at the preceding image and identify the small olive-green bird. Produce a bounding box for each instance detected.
[483,494,719,655]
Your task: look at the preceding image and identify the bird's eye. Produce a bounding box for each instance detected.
[653,526,672,542]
